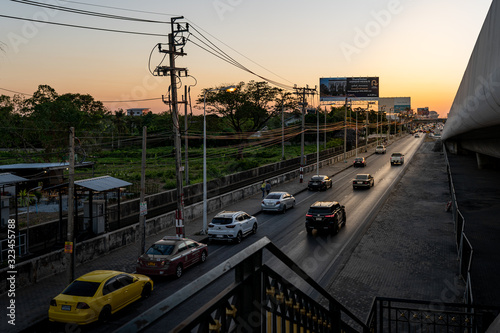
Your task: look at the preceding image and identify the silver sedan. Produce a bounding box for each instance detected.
[261,192,296,213]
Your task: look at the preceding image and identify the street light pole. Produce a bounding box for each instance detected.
[202,86,236,235]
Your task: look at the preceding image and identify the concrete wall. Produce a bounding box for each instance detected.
[0,143,376,294]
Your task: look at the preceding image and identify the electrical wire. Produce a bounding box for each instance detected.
[0,14,166,37]
[9,0,169,24]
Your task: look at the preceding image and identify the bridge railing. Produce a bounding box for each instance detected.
[366,297,500,333]
[443,146,475,304]
[114,237,369,333]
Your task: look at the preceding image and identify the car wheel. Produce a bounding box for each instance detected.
[282,205,286,214]
[175,264,183,278]
[141,283,152,298]
[236,232,243,243]
[99,305,112,323]
[252,223,258,234]
[201,250,207,263]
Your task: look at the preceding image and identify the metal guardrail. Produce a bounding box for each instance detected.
[114,237,369,333]
[443,147,474,304]
[366,297,500,333]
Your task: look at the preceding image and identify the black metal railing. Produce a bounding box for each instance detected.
[366,297,500,333]
[443,147,474,304]
[114,237,369,333]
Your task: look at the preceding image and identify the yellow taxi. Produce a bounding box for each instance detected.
[48,270,153,325]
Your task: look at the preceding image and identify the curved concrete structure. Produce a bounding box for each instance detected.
[443,0,500,163]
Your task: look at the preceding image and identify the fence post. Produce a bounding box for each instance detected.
[235,249,263,331]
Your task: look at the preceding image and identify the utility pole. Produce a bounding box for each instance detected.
[344,96,347,162]
[157,17,189,238]
[139,126,147,256]
[281,101,285,160]
[66,127,75,284]
[184,85,189,185]
[324,106,327,149]
[294,85,316,182]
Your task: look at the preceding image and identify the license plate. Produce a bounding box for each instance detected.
[357,181,363,184]
[217,235,223,238]
[61,305,71,311]
[147,262,156,266]
[316,217,322,221]
[313,182,318,185]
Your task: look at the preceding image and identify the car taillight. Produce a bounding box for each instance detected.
[306,214,313,217]
[226,225,236,228]
[50,299,57,307]
[76,302,90,309]
[275,201,280,205]
[353,181,356,184]
[325,214,335,218]
[364,181,369,184]
[321,181,325,184]
[208,224,214,228]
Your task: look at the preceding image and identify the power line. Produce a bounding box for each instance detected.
[0,14,166,37]
[9,0,169,24]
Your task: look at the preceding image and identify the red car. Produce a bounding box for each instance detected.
[136,236,207,278]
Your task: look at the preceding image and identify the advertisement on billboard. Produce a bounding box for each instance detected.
[320,77,379,101]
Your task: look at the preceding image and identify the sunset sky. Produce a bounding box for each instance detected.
[0,0,493,118]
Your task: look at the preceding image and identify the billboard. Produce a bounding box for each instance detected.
[379,97,411,114]
[320,77,379,101]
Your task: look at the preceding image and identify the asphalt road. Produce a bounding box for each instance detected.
[29,135,424,333]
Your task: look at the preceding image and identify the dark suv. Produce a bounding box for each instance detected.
[305,201,346,234]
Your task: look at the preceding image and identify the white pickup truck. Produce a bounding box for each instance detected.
[390,152,404,165]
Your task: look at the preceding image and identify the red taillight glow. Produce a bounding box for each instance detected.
[275,201,280,205]
[306,214,313,217]
[325,214,335,218]
[226,225,236,228]
[208,224,214,228]
[76,302,90,309]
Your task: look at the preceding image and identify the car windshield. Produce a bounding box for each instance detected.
[62,280,101,297]
[265,193,281,200]
[211,217,233,225]
[377,146,384,149]
[146,243,175,255]
[310,176,324,181]
[355,175,368,180]
[308,207,332,214]
[355,158,363,161]
[392,153,402,156]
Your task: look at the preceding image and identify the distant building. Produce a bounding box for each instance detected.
[429,111,439,119]
[417,107,429,116]
[126,108,151,116]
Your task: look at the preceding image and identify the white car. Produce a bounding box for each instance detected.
[375,145,387,154]
[207,211,258,243]
[261,192,296,213]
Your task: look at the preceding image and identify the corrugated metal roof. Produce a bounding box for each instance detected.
[0,162,93,170]
[0,173,28,185]
[75,176,132,192]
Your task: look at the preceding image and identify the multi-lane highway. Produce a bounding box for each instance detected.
[43,135,423,333]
